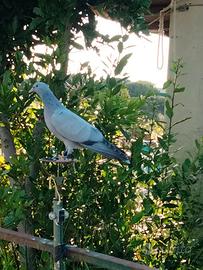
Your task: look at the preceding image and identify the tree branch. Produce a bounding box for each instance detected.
[0,125,16,163]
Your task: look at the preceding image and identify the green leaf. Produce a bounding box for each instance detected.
[112,84,122,95]
[163,203,178,208]
[108,77,117,89]
[117,42,123,53]
[72,41,84,50]
[195,139,200,150]
[12,16,18,34]
[174,87,185,93]
[115,53,132,75]
[182,158,191,173]
[81,62,89,69]
[143,198,154,215]
[109,35,122,42]
[119,126,131,140]
[29,18,44,30]
[122,35,129,42]
[33,7,43,16]
[2,70,11,85]
[129,239,144,248]
[163,80,172,89]
[172,117,191,127]
[132,211,144,224]
[171,62,178,73]
[165,100,173,118]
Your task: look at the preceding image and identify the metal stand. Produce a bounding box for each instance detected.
[41,158,73,270]
[49,193,68,270]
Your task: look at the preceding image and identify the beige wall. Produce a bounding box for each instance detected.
[168,0,203,159]
[168,0,203,238]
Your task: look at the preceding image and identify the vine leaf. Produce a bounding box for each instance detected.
[115,53,132,75]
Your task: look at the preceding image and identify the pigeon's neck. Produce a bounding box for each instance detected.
[41,90,61,109]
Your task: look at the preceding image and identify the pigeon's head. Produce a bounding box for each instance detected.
[30,82,50,97]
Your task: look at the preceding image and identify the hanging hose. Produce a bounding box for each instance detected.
[157,0,177,69]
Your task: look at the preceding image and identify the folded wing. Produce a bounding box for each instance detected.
[50,107,103,143]
[81,139,130,164]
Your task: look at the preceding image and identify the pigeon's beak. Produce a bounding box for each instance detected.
[29,87,34,94]
[29,87,35,94]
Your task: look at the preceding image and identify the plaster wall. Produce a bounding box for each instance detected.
[168,0,203,158]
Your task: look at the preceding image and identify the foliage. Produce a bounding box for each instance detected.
[1,51,203,270]
[0,1,202,270]
[127,80,165,116]
[127,80,159,97]
[0,0,150,78]
[127,60,203,269]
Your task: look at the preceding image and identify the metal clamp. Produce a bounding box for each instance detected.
[54,244,67,262]
[49,207,69,225]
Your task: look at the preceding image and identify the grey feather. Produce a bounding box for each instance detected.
[30,81,130,164]
[81,139,130,163]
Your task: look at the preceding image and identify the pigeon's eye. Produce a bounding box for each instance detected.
[36,84,38,87]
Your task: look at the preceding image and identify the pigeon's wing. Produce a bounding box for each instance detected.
[50,107,103,143]
[80,138,130,164]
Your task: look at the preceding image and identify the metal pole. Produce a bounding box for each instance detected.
[53,200,65,270]
[49,176,69,270]
[40,158,73,269]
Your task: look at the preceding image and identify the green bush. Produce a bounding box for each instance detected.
[0,1,202,268]
[0,61,202,270]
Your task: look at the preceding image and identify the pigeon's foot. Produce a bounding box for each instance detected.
[40,156,77,164]
[40,151,76,163]
[64,153,74,160]
[63,150,74,161]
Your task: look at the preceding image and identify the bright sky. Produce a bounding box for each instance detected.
[68,17,169,88]
[34,17,169,88]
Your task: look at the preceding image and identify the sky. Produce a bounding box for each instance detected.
[68,17,170,88]
[34,17,170,88]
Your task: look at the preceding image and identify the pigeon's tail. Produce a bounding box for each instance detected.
[81,139,130,164]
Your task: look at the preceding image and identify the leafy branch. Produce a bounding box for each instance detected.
[163,59,190,150]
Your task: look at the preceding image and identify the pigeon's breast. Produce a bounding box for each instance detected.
[44,109,79,149]
[44,109,63,140]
